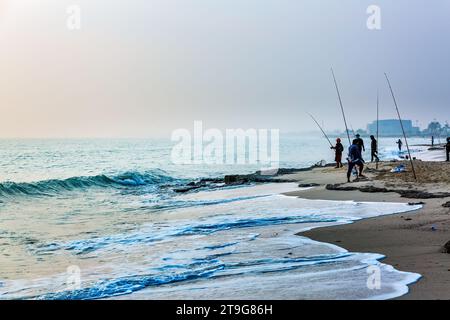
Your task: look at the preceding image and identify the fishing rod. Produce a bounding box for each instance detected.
[384,73,417,180]
[331,68,352,146]
[308,113,334,148]
[376,90,379,170]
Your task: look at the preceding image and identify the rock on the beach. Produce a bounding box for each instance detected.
[443,201,450,208]
[223,174,292,185]
[298,183,320,188]
[326,183,450,199]
[442,241,450,253]
[326,184,358,191]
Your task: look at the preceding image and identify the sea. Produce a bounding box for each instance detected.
[0,134,431,300]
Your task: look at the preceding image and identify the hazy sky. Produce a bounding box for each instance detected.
[0,0,449,138]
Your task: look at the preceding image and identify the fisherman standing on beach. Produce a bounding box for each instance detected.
[446,137,450,162]
[396,139,403,151]
[347,139,365,183]
[330,138,344,168]
[354,134,365,153]
[370,135,380,163]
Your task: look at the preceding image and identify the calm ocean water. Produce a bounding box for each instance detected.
[0,135,428,299]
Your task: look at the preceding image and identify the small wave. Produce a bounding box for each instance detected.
[151,195,268,212]
[33,215,338,256]
[33,253,352,300]
[0,170,178,198]
[177,216,338,236]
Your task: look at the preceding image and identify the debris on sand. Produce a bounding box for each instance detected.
[441,241,450,253]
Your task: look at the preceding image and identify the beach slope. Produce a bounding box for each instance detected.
[282,157,450,299]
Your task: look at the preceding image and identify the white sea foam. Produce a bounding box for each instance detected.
[0,183,422,300]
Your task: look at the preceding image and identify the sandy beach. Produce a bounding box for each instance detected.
[282,148,450,299]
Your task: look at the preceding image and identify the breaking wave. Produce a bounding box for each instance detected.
[0,170,179,198]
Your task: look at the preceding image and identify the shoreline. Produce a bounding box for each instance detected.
[279,154,450,300]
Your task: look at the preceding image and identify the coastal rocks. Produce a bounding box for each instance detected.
[173,185,202,193]
[223,174,292,185]
[174,163,335,194]
[359,186,389,193]
[173,178,224,193]
[222,165,335,186]
[298,183,320,188]
[326,184,450,199]
[397,190,450,199]
[442,201,450,208]
[173,166,307,193]
[326,184,389,193]
[223,175,244,184]
[326,184,358,192]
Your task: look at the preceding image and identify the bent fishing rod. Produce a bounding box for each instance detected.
[376,90,380,170]
[384,73,417,181]
[331,68,352,146]
[307,112,334,148]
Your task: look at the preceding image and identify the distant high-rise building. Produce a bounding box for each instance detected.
[367,119,421,136]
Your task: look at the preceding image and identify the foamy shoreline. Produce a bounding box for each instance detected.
[279,149,450,299]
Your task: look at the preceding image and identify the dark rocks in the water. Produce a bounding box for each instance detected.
[441,241,450,253]
[443,201,450,208]
[223,175,243,184]
[174,164,335,194]
[173,185,202,193]
[326,184,450,199]
[198,178,224,183]
[223,174,292,185]
[298,183,320,188]
[174,177,230,193]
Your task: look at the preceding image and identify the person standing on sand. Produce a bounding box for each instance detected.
[354,134,365,153]
[370,135,380,163]
[396,139,403,151]
[446,137,450,162]
[330,138,344,168]
[347,139,365,183]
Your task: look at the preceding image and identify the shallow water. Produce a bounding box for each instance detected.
[0,136,427,300]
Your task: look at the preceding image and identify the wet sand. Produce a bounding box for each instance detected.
[282,152,450,299]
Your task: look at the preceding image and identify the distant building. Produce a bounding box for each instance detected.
[367,119,421,137]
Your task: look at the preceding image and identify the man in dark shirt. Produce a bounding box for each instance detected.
[396,139,403,151]
[354,134,365,153]
[347,139,365,182]
[370,135,380,163]
[446,137,450,162]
